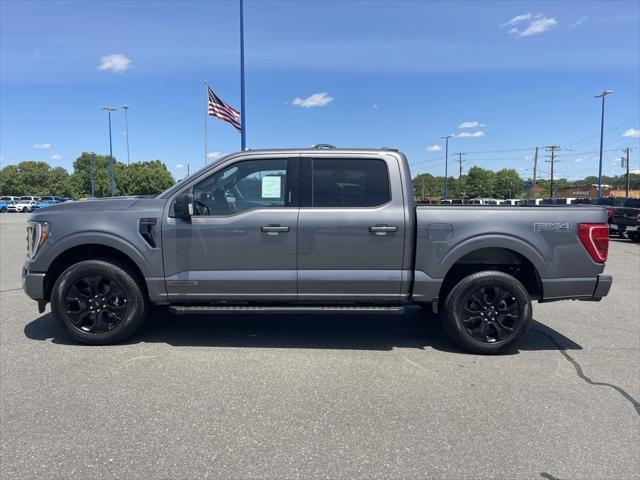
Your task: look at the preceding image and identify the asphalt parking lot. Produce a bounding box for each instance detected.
[1,212,638,480]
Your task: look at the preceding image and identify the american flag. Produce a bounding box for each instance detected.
[208,86,241,132]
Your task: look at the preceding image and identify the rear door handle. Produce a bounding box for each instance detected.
[369,225,398,235]
[261,225,290,235]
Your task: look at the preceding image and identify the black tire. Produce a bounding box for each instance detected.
[22,207,28,213]
[0,207,6,213]
[442,271,532,354]
[629,233,640,243]
[51,260,147,345]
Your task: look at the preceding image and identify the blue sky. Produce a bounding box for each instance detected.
[1,0,639,181]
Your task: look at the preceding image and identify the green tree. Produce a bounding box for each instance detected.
[0,165,22,195]
[494,168,524,199]
[48,167,73,197]
[14,161,50,196]
[70,152,115,198]
[413,173,444,200]
[118,160,174,196]
[465,166,496,198]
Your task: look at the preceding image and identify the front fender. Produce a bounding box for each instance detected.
[29,231,153,277]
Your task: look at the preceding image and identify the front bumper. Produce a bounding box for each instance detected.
[22,267,46,300]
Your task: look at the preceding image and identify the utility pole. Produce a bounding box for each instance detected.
[532,146,538,199]
[441,135,453,200]
[421,177,426,201]
[545,145,560,199]
[455,152,466,179]
[623,147,632,198]
[595,90,613,199]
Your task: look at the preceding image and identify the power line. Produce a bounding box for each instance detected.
[564,116,639,148]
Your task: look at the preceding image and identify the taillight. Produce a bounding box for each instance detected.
[578,223,609,263]
[607,208,614,219]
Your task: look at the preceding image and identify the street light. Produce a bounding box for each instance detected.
[101,106,119,197]
[595,90,612,199]
[441,135,453,200]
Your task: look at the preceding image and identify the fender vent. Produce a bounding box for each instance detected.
[139,218,157,248]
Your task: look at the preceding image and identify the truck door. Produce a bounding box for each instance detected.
[297,155,406,301]
[162,156,299,302]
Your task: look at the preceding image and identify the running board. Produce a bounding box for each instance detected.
[169,305,405,315]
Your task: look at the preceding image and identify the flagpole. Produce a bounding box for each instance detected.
[239,0,246,150]
[204,80,209,165]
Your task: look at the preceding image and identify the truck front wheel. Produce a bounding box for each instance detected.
[442,271,532,354]
[51,260,147,345]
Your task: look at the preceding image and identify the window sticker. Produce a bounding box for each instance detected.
[261,176,282,199]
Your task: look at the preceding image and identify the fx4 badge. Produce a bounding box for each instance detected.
[534,222,573,232]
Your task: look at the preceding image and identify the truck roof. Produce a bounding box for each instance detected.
[232,146,402,154]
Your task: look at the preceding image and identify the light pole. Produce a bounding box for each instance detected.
[122,105,130,165]
[441,135,453,199]
[101,107,118,197]
[595,90,612,199]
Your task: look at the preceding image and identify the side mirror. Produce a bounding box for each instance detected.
[173,193,193,219]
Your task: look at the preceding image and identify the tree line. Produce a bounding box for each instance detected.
[2,156,638,200]
[413,166,640,200]
[0,153,175,198]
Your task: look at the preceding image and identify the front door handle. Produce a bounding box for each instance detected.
[261,225,290,235]
[369,225,398,235]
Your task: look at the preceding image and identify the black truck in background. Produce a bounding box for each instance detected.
[609,198,640,241]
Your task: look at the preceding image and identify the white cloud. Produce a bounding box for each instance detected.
[574,158,584,163]
[50,154,63,161]
[33,143,51,149]
[457,131,485,138]
[500,13,532,28]
[570,16,588,28]
[173,164,184,171]
[292,92,334,108]
[207,152,225,160]
[458,121,486,129]
[372,104,379,109]
[502,14,558,37]
[622,128,640,138]
[98,53,132,73]
[519,17,558,37]
[426,145,442,152]
[631,169,640,175]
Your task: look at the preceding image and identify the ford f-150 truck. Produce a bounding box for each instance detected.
[22,147,612,354]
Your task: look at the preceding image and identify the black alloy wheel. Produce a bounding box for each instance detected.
[461,285,520,343]
[51,259,147,344]
[442,270,533,354]
[63,275,128,334]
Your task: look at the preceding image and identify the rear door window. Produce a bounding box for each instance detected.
[311,158,391,207]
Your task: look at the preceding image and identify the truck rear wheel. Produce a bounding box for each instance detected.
[442,271,532,354]
[51,260,147,345]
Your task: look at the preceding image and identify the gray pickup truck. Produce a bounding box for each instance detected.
[23,147,612,353]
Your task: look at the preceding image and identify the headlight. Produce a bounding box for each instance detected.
[26,221,49,260]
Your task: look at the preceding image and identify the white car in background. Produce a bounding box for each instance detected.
[7,200,41,213]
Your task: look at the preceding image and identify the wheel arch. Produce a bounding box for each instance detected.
[43,243,148,302]
[438,244,544,302]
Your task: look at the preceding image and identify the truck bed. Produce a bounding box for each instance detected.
[411,205,610,303]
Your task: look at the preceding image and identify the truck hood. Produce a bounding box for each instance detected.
[30,196,164,216]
